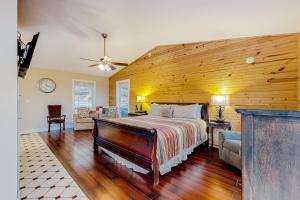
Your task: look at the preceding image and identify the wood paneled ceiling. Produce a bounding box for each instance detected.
[18,0,300,77]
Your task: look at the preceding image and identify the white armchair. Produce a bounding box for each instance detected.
[73,107,96,131]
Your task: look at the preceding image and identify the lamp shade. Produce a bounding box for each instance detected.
[211,95,230,106]
[137,96,145,103]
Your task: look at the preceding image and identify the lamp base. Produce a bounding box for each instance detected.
[139,104,143,112]
[135,105,138,112]
[216,106,225,123]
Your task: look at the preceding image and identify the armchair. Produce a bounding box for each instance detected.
[73,107,96,131]
[218,131,241,170]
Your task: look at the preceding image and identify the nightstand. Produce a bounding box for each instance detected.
[207,120,231,147]
[128,111,147,117]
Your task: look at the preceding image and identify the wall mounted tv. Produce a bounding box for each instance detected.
[18,32,40,78]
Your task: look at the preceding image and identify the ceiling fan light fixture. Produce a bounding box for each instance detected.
[81,33,128,71]
[98,64,105,71]
[104,64,111,71]
[104,56,112,62]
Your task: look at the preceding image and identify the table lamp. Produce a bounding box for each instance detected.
[211,95,230,122]
[136,96,145,112]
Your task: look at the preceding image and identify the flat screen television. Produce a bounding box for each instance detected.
[18,32,40,78]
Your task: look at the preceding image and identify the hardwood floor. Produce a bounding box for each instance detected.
[39,129,241,200]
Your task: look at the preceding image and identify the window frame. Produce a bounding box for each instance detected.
[72,79,96,112]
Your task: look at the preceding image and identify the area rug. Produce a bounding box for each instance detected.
[19,133,88,200]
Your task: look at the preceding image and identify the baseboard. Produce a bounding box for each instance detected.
[20,124,74,135]
[20,128,45,135]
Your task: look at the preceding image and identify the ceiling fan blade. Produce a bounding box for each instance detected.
[80,58,99,62]
[111,62,128,66]
[88,64,99,67]
[110,65,117,70]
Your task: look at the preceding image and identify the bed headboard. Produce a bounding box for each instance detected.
[151,102,209,123]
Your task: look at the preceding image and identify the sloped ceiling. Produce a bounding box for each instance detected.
[18,0,300,77]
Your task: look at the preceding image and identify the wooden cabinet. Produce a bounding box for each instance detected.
[236,109,300,200]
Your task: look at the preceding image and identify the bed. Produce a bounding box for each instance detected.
[93,102,209,186]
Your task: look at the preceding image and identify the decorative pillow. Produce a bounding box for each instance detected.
[89,111,98,118]
[108,107,117,117]
[77,107,89,118]
[150,103,171,117]
[172,104,201,119]
[102,108,109,115]
[160,107,173,118]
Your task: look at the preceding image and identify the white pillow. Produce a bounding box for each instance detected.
[160,107,173,118]
[150,103,172,117]
[172,104,202,119]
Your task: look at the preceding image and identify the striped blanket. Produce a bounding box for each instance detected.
[107,115,207,173]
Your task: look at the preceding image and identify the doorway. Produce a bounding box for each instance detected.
[116,79,130,117]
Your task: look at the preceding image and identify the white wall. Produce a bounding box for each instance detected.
[0,0,18,199]
[19,68,109,133]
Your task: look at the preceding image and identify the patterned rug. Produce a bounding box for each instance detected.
[19,133,88,200]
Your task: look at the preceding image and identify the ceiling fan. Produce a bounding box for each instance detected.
[80,33,128,71]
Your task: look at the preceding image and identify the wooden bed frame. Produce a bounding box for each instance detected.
[93,102,209,186]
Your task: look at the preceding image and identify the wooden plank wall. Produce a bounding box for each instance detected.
[109,34,300,131]
[298,34,300,108]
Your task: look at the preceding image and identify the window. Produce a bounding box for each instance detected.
[116,80,130,117]
[73,79,96,110]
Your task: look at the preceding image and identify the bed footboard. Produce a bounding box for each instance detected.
[93,118,159,186]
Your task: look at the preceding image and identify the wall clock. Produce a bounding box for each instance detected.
[38,78,56,93]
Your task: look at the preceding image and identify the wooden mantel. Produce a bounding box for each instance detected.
[236,108,300,200]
